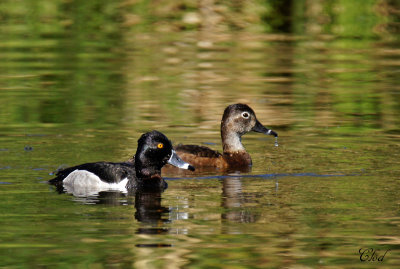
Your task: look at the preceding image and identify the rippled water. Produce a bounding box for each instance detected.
[1,1,400,268]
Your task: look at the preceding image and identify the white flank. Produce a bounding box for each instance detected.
[63,170,128,197]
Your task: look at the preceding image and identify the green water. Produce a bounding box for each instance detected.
[1,0,400,268]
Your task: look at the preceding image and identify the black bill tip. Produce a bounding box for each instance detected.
[267,129,278,137]
[252,120,278,137]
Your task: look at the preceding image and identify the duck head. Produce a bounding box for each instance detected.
[221,104,278,152]
[135,130,195,178]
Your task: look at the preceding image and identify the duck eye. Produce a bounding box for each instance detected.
[157,143,164,149]
[241,112,250,119]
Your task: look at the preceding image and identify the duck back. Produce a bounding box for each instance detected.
[175,144,228,168]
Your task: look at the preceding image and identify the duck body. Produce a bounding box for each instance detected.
[49,162,151,193]
[174,144,251,169]
[175,104,277,170]
[49,130,194,194]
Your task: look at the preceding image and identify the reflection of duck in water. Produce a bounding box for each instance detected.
[51,188,172,238]
[174,104,278,171]
[49,130,195,194]
[221,177,256,224]
[134,191,170,236]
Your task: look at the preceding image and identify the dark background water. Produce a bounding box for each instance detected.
[0,0,400,268]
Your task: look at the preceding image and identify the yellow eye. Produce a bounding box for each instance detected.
[157,143,164,149]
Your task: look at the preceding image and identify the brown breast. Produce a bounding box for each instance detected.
[223,151,252,168]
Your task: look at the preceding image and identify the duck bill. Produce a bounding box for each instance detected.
[252,120,278,137]
[168,150,195,171]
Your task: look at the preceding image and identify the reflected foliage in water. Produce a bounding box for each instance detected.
[0,0,400,268]
[1,0,399,132]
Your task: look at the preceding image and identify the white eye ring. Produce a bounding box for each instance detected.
[241,112,250,119]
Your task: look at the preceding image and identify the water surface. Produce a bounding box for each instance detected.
[1,0,400,268]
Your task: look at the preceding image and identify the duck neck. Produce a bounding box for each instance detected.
[133,164,165,190]
[134,155,163,181]
[135,167,162,180]
[221,127,246,154]
[221,130,252,167]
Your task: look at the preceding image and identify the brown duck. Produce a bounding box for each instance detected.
[175,104,278,170]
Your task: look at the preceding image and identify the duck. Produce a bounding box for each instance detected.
[49,130,195,193]
[174,104,278,169]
